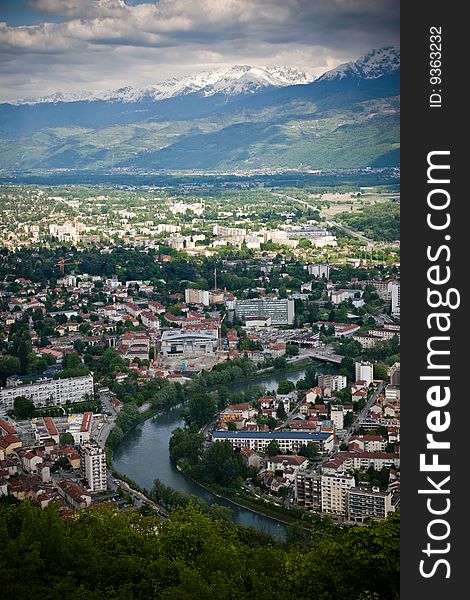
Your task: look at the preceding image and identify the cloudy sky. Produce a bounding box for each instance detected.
[0,0,399,102]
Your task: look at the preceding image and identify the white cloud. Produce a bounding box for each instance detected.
[0,0,399,101]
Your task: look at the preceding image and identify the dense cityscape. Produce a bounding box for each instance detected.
[0,181,400,527]
[0,2,401,597]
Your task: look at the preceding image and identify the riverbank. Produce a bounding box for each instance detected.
[176,462,335,532]
[242,358,313,381]
[178,467,298,527]
[104,401,183,462]
[110,361,330,536]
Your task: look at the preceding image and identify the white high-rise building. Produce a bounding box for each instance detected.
[355,361,374,387]
[308,262,330,279]
[391,281,400,317]
[321,473,355,515]
[80,443,107,492]
[185,288,210,306]
[317,374,347,392]
[330,406,344,430]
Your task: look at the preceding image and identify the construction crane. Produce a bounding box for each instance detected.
[56,257,78,275]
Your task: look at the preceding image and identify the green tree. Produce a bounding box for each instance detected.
[273,356,287,370]
[59,432,75,446]
[187,394,217,428]
[299,442,319,460]
[51,455,71,472]
[374,363,389,380]
[169,427,204,465]
[286,343,299,357]
[0,355,21,384]
[198,440,245,486]
[277,380,294,395]
[304,364,318,388]
[266,439,280,456]
[13,396,35,419]
[276,401,287,420]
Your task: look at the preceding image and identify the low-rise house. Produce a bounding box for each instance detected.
[0,434,22,460]
[21,450,43,473]
[239,447,261,469]
[56,480,92,510]
[265,455,308,481]
[220,402,257,422]
[349,435,387,453]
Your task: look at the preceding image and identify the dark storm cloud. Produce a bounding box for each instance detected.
[0,0,399,101]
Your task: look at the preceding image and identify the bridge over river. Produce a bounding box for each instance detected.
[287,346,344,365]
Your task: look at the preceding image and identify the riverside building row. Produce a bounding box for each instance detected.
[295,471,395,521]
[211,430,334,453]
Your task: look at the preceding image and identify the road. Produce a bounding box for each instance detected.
[324,219,371,244]
[270,191,373,245]
[108,473,169,519]
[342,381,386,446]
[94,391,118,448]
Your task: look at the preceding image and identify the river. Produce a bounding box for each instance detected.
[113,364,330,539]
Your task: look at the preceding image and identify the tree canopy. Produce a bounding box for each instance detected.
[0,500,400,600]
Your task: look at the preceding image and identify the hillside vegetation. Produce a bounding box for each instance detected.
[0,500,399,600]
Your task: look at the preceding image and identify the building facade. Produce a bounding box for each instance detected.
[295,472,322,510]
[185,288,210,306]
[0,375,94,412]
[317,374,347,392]
[321,473,355,515]
[308,263,330,279]
[355,361,374,387]
[348,487,394,522]
[235,298,295,325]
[391,281,400,317]
[80,443,107,492]
[160,329,219,357]
[212,430,334,453]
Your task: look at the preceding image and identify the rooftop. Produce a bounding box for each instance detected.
[213,430,331,440]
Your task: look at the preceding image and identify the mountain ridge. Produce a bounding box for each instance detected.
[14,65,316,106]
[0,47,400,173]
[10,46,399,107]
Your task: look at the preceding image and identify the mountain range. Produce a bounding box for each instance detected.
[0,47,400,172]
[15,65,316,105]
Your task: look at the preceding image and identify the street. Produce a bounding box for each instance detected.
[342,381,386,446]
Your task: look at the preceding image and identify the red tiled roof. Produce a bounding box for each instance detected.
[80,412,93,433]
[44,417,59,437]
[0,419,16,435]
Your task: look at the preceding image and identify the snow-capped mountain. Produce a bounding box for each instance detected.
[17,65,315,105]
[13,48,399,106]
[317,47,400,82]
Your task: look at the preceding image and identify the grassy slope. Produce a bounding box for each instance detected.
[1,97,399,171]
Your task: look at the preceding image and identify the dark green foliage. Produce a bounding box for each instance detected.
[0,355,21,385]
[298,442,320,460]
[0,501,400,599]
[277,380,295,395]
[186,394,217,428]
[169,427,204,465]
[285,343,299,357]
[59,432,75,446]
[266,440,281,456]
[13,396,35,419]
[276,401,287,420]
[197,440,246,487]
[338,202,400,241]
